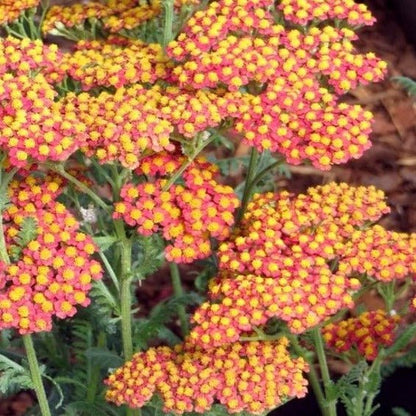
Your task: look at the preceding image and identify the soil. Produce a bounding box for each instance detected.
[2,0,416,415]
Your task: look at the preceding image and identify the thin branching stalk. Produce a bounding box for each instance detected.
[312,328,338,416]
[22,335,52,416]
[236,147,260,224]
[169,262,189,336]
[162,0,174,49]
[288,333,331,416]
[46,163,110,213]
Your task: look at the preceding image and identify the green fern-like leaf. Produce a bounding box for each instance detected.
[9,216,38,261]
[84,347,123,370]
[89,279,120,325]
[383,323,416,357]
[0,354,33,395]
[392,76,416,97]
[134,293,202,349]
[132,234,165,280]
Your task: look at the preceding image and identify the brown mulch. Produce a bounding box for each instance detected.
[281,0,416,234]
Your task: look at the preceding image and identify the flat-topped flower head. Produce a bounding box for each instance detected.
[339,226,416,282]
[278,0,376,26]
[323,310,401,360]
[166,1,386,170]
[103,2,161,33]
[0,36,65,83]
[0,73,86,167]
[62,84,174,168]
[63,37,171,90]
[42,2,113,34]
[187,183,416,346]
[105,339,308,414]
[114,153,240,263]
[0,175,103,334]
[0,0,40,25]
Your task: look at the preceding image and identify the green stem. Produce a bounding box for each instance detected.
[162,0,174,49]
[22,334,52,416]
[169,262,189,336]
[162,158,193,191]
[0,166,19,264]
[236,147,260,224]
[46,164,110,213]
[86,331,106,403]
[312,328,337,416]
[118,232,133,361]
[361,357,382,416]
[162,133,215,191]
[0,214,10,264]
[288,334,330,416]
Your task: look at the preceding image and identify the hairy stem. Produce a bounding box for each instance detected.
[22,334,52,416]
[169,262,189,336]
[46,164,110,212]
[236,147,260,224]
[162,0,174,49]
[312,328,337,416]
[118,226,133,360]
[87,331,106,403]
[288,334,330,416]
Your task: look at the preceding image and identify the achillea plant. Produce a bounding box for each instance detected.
[105,339,308,414]
[114,152,240,263]
[0,174,103,333]
[323,310,402,361]
[0,1,415,416]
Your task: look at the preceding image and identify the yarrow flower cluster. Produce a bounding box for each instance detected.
[62,84,245,168]
[0,36,64,83]
[62,85,174,168]
[322,310,401,360]
[278,0,375,26]
[114,153,240,263]
[188,183,416,347]
[105,339,308,414]
[43,0,199,35]
[63,37,171,90]
[166,0,387,169]
[0,175,103,334]
[42,2,115,34]
[0,0,40,25]
[0,72,86,167]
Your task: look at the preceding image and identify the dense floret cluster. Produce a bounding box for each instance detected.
[0,0,40,25]
[188,183,416,347]
[114,153,240,262]
[63,37,171,90]
[323,310,401,360]
[278,0,375,26]
[105,339,308,414]
[0,175,103,334]
[166,0,386,169]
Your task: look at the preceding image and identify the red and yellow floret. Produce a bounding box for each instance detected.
[0,0,40,25]
[0,73,86,167]
[278,0,375,26]
[188,183,416,346]
[0,36,65,83]
[62,85,174,168]
[42,2,113,34]
[63,37,171,90]
[323,310,401,360]
[166,0,386,170]
[0,175,103,334]
[113,153,240,263]
[105,339,308,414]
